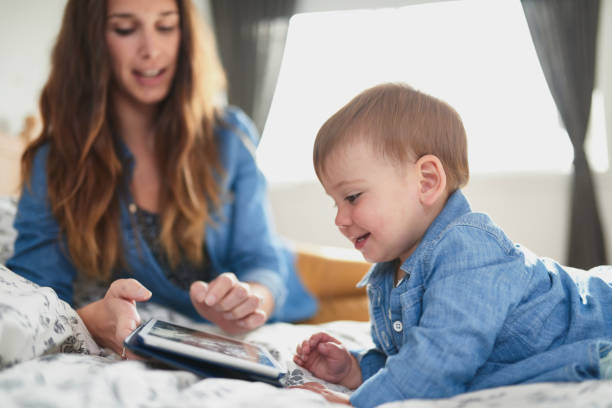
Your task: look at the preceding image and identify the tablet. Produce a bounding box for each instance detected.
[135,319,284,380]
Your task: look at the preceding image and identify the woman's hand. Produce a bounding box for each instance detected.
[189,272,275,334]
[290,382,352,405]
[77,278,152,356]
[294,332,363,389]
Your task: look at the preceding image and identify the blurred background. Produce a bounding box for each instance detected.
[1,0,610,268]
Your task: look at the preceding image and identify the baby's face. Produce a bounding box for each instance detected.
[320,140,430,264]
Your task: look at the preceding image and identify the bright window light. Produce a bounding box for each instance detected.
[258,0,607,185]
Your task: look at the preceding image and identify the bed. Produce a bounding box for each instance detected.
[1,197,612,407]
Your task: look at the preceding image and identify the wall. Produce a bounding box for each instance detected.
[0,0,65,135]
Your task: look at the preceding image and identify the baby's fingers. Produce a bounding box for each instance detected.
[317,341,337,356]
[293,354,306,367]
[309,332,341,347]
[294,339,312,362]
[301,338,313,355]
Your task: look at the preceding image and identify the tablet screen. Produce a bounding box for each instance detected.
[138,319,282,378]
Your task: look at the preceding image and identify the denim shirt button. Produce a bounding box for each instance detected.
[393,321,403,332]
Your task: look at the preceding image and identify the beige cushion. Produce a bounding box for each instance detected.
[295,243,371,323]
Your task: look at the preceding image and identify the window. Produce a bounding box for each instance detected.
[257,0,607,185]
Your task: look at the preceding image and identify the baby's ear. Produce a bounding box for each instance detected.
[416,154,447,207]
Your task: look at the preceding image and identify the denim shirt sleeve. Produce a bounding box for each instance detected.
[217,108,288,317]
[352,321,388,380]
[350,224,529,407]
[6,144,78,304]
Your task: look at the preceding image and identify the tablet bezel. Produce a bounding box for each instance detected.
[137,319,283,378]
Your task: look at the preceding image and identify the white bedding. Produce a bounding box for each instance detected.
[2,266,612,408]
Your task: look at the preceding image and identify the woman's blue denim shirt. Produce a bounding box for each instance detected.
[350,190,612,407]
[6,107,316,323]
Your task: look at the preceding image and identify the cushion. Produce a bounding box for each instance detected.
[295,243,371,323]
[0,264,101,369]
[0,196,17,265]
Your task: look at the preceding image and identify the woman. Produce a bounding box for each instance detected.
[7,0,316,356]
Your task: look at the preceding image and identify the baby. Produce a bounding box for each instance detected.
[293,83,612,407]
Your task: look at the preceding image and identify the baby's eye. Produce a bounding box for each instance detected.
[345,193,361,203]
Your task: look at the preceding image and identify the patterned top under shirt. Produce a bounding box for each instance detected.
[133,205,211,290]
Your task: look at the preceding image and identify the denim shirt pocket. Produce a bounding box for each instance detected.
[399,285,425,329]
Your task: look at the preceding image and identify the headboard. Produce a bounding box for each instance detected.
[0,133,25,197]
[0,116,39,197]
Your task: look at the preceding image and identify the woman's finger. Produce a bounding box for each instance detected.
[217,282,251,312]
[107,278,152,302]
[222,293,260,320]
[237,309,266,330]
[190,280,209,304]
[115,315,140,341]
[204,272,238,307]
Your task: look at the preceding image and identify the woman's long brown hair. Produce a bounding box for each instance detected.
[21,0,227,280]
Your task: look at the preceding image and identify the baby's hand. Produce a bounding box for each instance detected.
[293,332,362,389]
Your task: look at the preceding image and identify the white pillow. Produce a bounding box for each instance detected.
[0,196,17,265]
[0,264,101,368]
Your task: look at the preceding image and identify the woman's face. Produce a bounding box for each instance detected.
[105,0,181,107]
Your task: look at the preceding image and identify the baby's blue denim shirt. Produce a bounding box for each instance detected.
[349,190,612,407]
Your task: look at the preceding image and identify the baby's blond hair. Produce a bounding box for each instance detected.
[313,83,469,191]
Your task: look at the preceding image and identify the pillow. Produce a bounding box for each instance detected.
[0,264,101,369]
[0,196,17,265]
[295,244,371,323]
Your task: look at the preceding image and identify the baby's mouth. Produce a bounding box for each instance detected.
[353,232,371,250]
[355,233,370,243]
